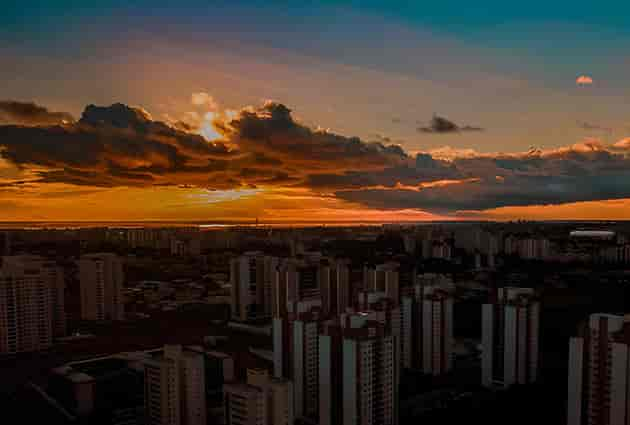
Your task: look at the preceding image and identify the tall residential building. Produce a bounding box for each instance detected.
[230,252,277,322]
[319,313,399,425]
[0,231,10,256]
[144,345,206,425]
[2,255,66,338]
[482,287,540,389]
[272,258,321,319]
[567,313,630,425]
[319,259,351,316]
[420,285,454,375]
[272,299,323,420]
[224,368,294,425]
[185,347,235,399]
[399,274,455,372]
[78,253,124,321]
[364,262,400,306]
[0,256,57,354]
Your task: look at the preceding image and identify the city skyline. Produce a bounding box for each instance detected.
[3,1,630,222]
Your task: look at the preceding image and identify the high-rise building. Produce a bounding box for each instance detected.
[0,231,10,256]
[482,287,540,389]
[364,262,400,306]
[567,313,630,425]
[144,356,181,425]
[78,253,124,321]
[223,380,266,425]
[319,313,399,425]
[185,347,235,399]
[319,259,351,316]
[399,275,454,372]
[2,255,66,338]
[224,368,294,425]
[272,299,323,420]
[272,257,321,319]
[144,345,206,425]
[230,252,277,322]
[420,285,454,375]
[0,256,57,354]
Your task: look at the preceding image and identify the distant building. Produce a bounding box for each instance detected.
[504,236,550,260]
[567,313,630,425]
[223,368,294,425]
[598,244,630,265]
[230,252,277,322]
[319,259,351,316]
[272,257,322,319]
[569,230,616,241]
[170,237,201,257]
[144,345,206,425]
[78,253,124,321]
[0,231,10,256]
[0,255,64,353]
[364,262,400,305]
[482,287,540,389]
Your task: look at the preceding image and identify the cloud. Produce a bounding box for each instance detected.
[334,143,630,212]
[191,92,218,110]
[613,138,630,149]
[0,101,407,190]
[3,100,630,215]
[214,101,408,171]
[0,103,237,187]
[577,121,612,133]
[576,75,593,85]
[417,114,483,134]
[0,100,74,126]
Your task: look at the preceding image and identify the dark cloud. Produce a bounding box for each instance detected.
[216,102,407,170]
[0,103,237,187]
[577,121,612,134]
[0,101,407,190]
[305,154,460,190]
[418,115,483,134]
[0,100,74,126]
[335,144,630,212]
[3,100,630,214]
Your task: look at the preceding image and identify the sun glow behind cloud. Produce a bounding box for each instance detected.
[3,96,630,223]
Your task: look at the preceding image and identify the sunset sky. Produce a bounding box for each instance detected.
[2,1,630,222]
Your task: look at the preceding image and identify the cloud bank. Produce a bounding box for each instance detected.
[1,99,630,214]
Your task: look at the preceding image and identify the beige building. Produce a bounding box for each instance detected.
[567,313,630,425]
[230,252,278,322]
[320,313,400,425]
[0,256,63,354]
[78,253,124,321]
[224,368,294,425]
[144,345,207,425]
[482,287,540,389]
